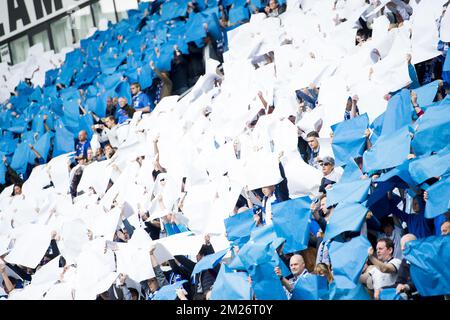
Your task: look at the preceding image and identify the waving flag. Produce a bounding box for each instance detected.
[272,196,312,254]
[331,113,369,166]
[324,203,368,241]
[403,235,450,296]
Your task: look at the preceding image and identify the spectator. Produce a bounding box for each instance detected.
[275,254,309,296]
[441,221,450,236]
[319,156,342,193]
[393,233,418,299]
[191,235,219,300]
[377,216,404,260]
[306,131,321,168]
[75,130,91,161]
[170,46,190,95]
[131,83,153,114]
[360,238,402,300]
[150,60,173,104]
[264,0,286,17]
[92,116,120,148]
[116,97,135,124]
[313,263,334,284]
[344,95,360,120]
[105,96,117,118]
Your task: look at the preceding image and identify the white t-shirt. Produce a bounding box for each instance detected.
[370,257,402,290]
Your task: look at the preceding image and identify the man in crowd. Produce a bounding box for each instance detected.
[131,83,153,114]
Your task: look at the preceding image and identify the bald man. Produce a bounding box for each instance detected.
[394,234,417,299]
[75,130,91,160]
[275,254,309,295]
[441,221,450,236]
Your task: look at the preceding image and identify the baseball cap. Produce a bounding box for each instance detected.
[322,156,335,166]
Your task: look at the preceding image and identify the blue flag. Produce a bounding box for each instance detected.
[329,236,371,288]
[153,280,187,300]
[184,12,207,43]
[324,203,368,241]
[115,81,132,105]
[228,5,250,24]
[331,113,369,166]
[424,175,450,219]
[271,196,312,254]
[0,152,6,184]
[251,262,288,300]
[413,80,440,107]
[11,143,32,175]
[53,125,75,157]
[326,178,371,207]
[329,281,372,300]
[363,126,412,172]
[403,235,450,296]
[30,131,54,164]
[411,103,450,156]
[379,288,405,300]
[210,265,252,300]
[160,0,189,21]
[340,158,363,183]
[224,209,256,248]
[291,274,329,300]
[409,147,450,185]
[191,248,229,279]
[380,89,413,137]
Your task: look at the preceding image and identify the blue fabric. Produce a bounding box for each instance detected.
[340,158,363,183]
[251,262,288,300]
[228,5,250,24]
[363,126,412,172]
[323,203,368,241]
[62,100,81,136]
[78,114,94,140]
[376,160,417,189]
[160,0,189,21]
[381,90,413,137]
[210,265,252,300]
[329,236,371,289]
[0,153,6,184]
[331,113,369,166]
[411,103,450,156]
[379,288,405,300]
[424,175,450,219]
[30,131,54,164]
[328,282,371,300]
[153,280,187,300]
[291,274,329,300]
[369,112,384,145]
[191,248,229,279]
[403,235,450,296]
[413,80,440,107]
[224,209,256,248]
[326,179,371,207]
[115,81,132,105]
[408,63,420,89]
[11,143,32,175]
[409,147,450,185]
[271,196,312,254]
[184,12,208,43]
[53,125,75,157]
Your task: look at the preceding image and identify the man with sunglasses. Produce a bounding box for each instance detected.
[318,156,341,194]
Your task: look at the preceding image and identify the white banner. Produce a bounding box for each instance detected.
[0,0,91,43]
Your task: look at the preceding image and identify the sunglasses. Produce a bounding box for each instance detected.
[320,163,332,167]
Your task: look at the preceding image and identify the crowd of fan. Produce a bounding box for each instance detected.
[0,0,449,300]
